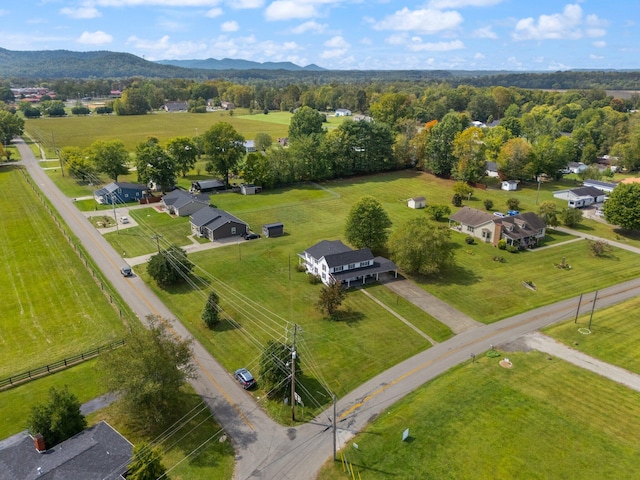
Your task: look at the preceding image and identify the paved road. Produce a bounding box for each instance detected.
[12,139,640,480]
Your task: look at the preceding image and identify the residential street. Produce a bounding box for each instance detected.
[13,137,640,480]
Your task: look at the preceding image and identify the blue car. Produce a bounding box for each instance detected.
[234,368,256,389]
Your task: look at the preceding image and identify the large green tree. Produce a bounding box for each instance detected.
[424,112,466,177]
[147,245,194,287]
[452,126,487,182]
[202,290,221,329]
[497,137,533,180]
[288,106,325,141]
[388,218,455,276]
[603,183,640,230]
[0,110,25,145]
[27,386,86,448]
[316,281,346,318]
[60,146,96,182]
[127,444,167,480]
[166,136,197,177]
[202,122,245,187]
[135,138,177,192]
[87,139,130,181]
[99,315,196,427]
[344,196,392,252]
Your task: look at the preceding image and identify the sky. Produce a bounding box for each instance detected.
[1,0,639,71]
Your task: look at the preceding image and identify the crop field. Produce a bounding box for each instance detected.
[0,166,128,378]
[543,296,640,374]
[318,350,640,480]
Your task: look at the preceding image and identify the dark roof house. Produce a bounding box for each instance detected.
[191,179,225,192]
[190,206,248,241]
[94,182,148,205]
[299,240,397,287]
[0,421,132,480]
[162,189,209,216]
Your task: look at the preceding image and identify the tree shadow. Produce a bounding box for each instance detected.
[411,263,481,287]
[330,308,365,325]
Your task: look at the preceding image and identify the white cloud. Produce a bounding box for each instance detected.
[265,1,317,21]
[429,0,502,8]
[60,6,102,19]
[472,26,497,39]
[589,54,604,60]
[373,7,463,34]
[512,4,607,41]
[229,0,264,8]
[324,35,349,48]
[592,40,606,48]
[407,39,464,52]
[320,48,348,59]
[474,52,485,59]
[291,20,327,34]
[77,30,113,44]
[221,20,239,32]
[205,8,223,17]
[385,33,409,46]
[95,0,222,6]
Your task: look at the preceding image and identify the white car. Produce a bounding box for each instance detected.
[119,216,129,224]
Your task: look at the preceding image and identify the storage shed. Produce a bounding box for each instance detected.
[241,183,262,195]
[407,196,426,209]
[501,180,518,191]
[262,222,284,238]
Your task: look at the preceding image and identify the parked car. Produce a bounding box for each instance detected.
[119,216,129,224]
[493,212,506,218]
[120,265,132,277]
[234,368,256,389]
[507,210,520,216]
[244,233,260,240]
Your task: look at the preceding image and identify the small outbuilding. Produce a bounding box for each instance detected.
[407,196,426,209]
[262,222,284,238]
[191,179,225,193]
[501,180,518,191]
[241,183,262,195]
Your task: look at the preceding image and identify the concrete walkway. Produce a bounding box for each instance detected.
[521,332,640,393]
[379,273,482,334]
[555,226,640,254]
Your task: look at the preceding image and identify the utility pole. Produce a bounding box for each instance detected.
[574,293,583,323]
[588,290,598,330]
[152,234,162,253]
[111,193,119,234]
[333,394,337,461]
[290,324,298,422]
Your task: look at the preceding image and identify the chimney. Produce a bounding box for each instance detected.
[34,433,46,452]
[493,223,503,246]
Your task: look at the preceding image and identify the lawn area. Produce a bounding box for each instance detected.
[0,166,129,378]
[318,350,640,480]
[543,296,640,374]
[25,109,290,152]
[104,207,195,257]
[88,385,235,480]
[0,360,107,439]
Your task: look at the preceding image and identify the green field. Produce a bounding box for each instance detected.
[0,166,128,378]
[25,109,290,152]
[543,296,640,374]
[318,351,640,479]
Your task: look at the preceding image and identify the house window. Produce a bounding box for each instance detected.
[359,261,370,267]
[334,266,343,272]
[348,263,355,269]
[322,264,327,271]
[482,231,490,239]
[231,227,236,234]
[466,226,474,233]
[124,193,129,198]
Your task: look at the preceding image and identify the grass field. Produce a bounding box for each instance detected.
[318,351,640,479]
[0,166,129,378]
[543,296,640,374]
[25,109,291,153]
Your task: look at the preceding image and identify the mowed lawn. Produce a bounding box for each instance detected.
[0,167,128,378]
[318,351,640,480]
[25,108,290,152]
[543,296,640,374]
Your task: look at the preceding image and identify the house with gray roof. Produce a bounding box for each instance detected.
[582,179,617,193]
[299,240,397,287]
[190,206,248,241]
[449,206,546,248]
[94,182,148,205]
[191,179,226,192]
[553,186,607,208]
[162,189,209,216]
[0,421,132,480]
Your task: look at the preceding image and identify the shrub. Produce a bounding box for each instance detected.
[307,273,322,284]
[506,245,519,253]
[493,255,506,263]
[426,204,451,221]
[465,235,475,245]
[506,197,520,210]
[588,239,612,257]
[497,239,507,250]
[295,264,307,273]
[484,199,494,210]
[452,193,463,207]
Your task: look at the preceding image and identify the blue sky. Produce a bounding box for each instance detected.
[1,1,638,70]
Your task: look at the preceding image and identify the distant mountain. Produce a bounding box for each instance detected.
[156,58,325,71]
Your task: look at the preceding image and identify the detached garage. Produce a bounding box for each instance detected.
[262,222,284,238]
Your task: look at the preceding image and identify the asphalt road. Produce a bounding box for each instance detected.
[14,138,640,480]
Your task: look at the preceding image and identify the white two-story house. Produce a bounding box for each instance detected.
[299,240,397,287]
